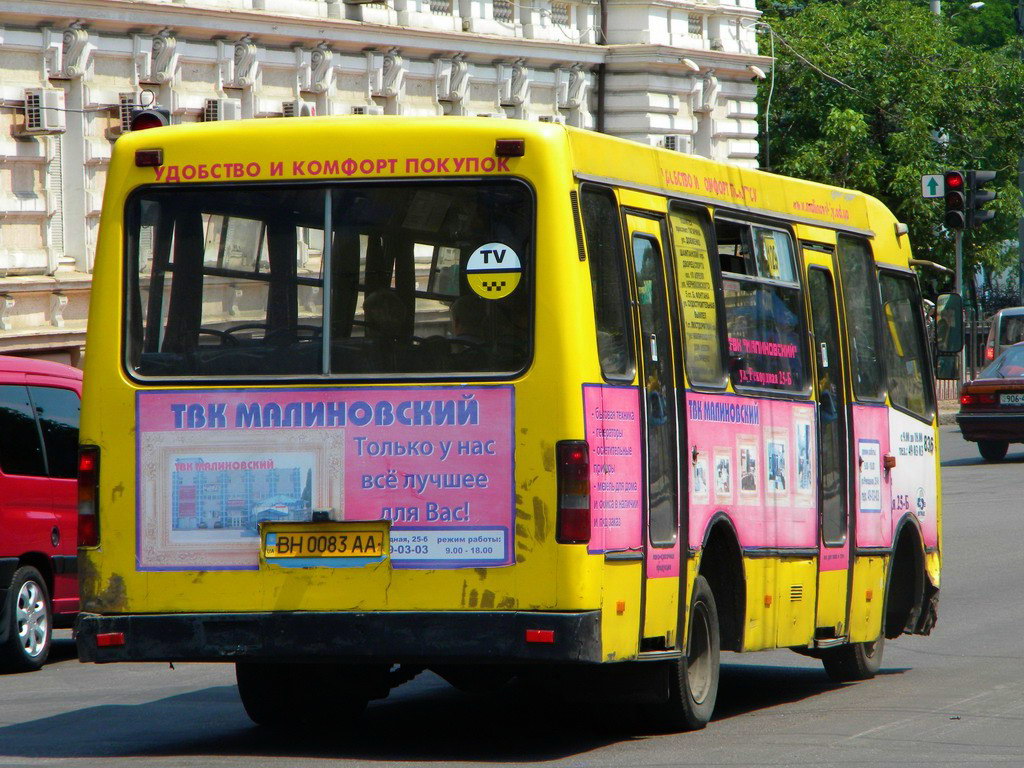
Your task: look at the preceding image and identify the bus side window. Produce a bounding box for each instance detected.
[836,236,885,400]
[581,186,634,380]
[715,218,808,393]
[878,271,935,420]
[667,205,726,388]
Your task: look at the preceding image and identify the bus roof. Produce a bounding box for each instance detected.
[111,116,902,246]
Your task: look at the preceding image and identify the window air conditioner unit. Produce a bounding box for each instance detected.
[23,88,66,134]
[538,114,565,124]
[283,99,316,117]
[203,98,241,122]
[663,134,691,153]
[351,105,384,115]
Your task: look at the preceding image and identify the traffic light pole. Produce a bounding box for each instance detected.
[955,229,966,384]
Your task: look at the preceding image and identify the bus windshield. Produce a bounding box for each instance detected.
[125,180,533,379]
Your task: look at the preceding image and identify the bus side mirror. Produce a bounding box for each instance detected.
[935,293,964,354]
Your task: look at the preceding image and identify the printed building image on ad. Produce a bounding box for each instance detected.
[170,453,315,534]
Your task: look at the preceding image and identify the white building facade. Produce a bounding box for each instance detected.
[0,0,768,364]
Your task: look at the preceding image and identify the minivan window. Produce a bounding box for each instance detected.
[1000,314,1024,346]
[29,386,81,479]
[0,385,46,477]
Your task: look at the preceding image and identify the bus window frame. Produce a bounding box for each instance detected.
[579,182,638,385]
[832,234,888,405]
[665,201,729,392]
[876,264,937,424]
[120,177,538,385]
[710,211,813,401]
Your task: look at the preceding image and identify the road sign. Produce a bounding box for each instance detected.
[922,174,944,199]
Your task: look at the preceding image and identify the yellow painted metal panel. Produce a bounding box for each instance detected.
[642,576,679,650]
[601,561,643,661]
[848,556,887,643]
[814,569,849,637]
[775,559,818,648]
[742,558,777,652]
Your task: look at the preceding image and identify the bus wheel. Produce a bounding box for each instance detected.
[978,440,1009,462]
[0,566,52,672]
[821,636,884,683]
[651,575,720,731]
[235,662,375,727]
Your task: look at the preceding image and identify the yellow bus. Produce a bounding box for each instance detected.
[76,117,943,730]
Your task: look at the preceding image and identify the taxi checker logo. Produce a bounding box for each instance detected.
[466,242,521,300]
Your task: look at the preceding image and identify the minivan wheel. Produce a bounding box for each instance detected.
[978,440,1009,462]
[0,566,52,672]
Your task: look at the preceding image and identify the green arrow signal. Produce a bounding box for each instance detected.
[927,177,939,196]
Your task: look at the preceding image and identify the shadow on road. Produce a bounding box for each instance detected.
[941,453,1024,467]
[0,661,904,761]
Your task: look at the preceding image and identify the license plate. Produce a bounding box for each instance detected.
[999,393,1024,406]
[262,523,387,563]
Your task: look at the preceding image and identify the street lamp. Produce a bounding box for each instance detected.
[933,0,984,16]
[951,2,986,17]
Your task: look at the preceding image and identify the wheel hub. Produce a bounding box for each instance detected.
[16,580,48,658]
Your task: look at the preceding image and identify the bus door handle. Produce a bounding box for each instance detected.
[648,333,659,362]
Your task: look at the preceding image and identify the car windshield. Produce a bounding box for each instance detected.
[979,344,1024,379]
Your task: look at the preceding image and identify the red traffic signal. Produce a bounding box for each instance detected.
[944,171,966,229]
[129,107,170,132]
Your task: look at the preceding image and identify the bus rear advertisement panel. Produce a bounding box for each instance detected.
[135,387,515,571]
[77,117,941,731]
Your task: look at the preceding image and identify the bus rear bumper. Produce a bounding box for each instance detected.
[75,610,603,665]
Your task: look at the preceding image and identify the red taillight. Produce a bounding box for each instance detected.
[78,446,100,547]
[525,629,555,644]
[556,440,590,544]
[986,346,995,361]
[960,392,997,407]
[96,632,125,648]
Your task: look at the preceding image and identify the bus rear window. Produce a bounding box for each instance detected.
[125,181,533,379]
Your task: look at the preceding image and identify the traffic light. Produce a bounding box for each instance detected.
[968,170,997,228]
[943,171,966,230]
[129,107,170,132]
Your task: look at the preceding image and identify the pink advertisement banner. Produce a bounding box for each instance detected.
[136,387,514,571]
[685,393,817,552]
[583,385,643,555]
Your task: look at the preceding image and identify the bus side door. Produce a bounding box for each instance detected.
[624,211,687,650]
[804,251,853,640]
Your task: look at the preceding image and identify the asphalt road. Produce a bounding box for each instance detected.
[1,425,1021,767]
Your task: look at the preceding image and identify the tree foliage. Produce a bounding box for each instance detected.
[757,0,1024,274]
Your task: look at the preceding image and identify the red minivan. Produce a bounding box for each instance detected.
[0,356,81,671]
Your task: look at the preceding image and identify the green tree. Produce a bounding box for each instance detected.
[757,0,1024,274]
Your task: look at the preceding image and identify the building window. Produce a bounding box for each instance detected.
[494,0,515,23]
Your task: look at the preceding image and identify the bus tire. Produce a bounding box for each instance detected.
[978,440,1008,462]
[651,575,720,731]
[821,636,884,683]
[235,662,371,727]
[0,566,52,672]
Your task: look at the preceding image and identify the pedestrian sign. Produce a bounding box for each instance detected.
[921,174,944,199]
